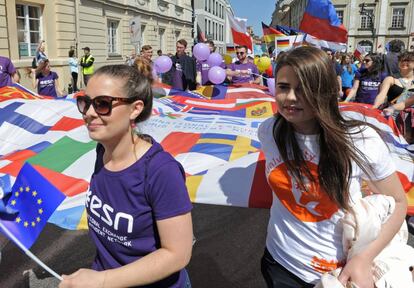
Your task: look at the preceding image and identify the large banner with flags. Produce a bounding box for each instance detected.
[0,85,413,233]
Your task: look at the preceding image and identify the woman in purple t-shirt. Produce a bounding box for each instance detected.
[344,53,386,104]
[59,64,193,288]
[33,59,62,97]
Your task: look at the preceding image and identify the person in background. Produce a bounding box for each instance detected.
[68,49,79,92]
[125,50,137,66]
[157,49,163,57]
[344,53,387,104]
[0,55,18,88]
[383,40,404,78]
[141,45,153,62]
[35,40,47,67]
[196,40,226,86]
[339,53,358,99]
[59,64,193,288]
[324,49,343,98]
[169,39,196,91]
[373,51,414,110]
[226,45,260,84]
[80,47,95,86]
[258,46,406,287]
[33,59,62,97]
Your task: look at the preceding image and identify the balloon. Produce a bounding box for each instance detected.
[154,56,172,73]
[193,43,210,61]
[254,57,260,66]
[257,56,271,73]
[207,52,223,67]
[223,54,232,65]
[208,66,226,84]
[267,78,275,96]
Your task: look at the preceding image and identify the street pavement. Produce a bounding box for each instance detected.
[0,204,413,288]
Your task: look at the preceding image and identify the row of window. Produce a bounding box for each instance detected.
[16,4,183,58]
[204,18,224,42]
[205,0,224,19]
[336,7,405,29]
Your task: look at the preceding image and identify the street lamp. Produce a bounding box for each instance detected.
[359,3,376,50]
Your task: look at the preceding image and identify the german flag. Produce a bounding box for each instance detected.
[262,22,286,43]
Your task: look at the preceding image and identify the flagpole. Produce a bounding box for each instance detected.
[0,222,62,281]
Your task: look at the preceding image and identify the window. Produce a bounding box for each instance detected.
[336,10,343,24]
[360,9,373,29]
[205,0,207,11]
[107,20,119,54]
[159,28,165,52]
[391,8,405,28]
[358,40,373,53]
[16,4,42,58]
[141,25,146,46]
[209,0,211,12]
[205,19,207,34]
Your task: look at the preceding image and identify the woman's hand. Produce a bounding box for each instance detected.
[59,269,106,288]
[337,255,374,288]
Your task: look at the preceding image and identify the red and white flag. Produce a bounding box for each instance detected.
[353,44,366,60]
[227,14,253,51]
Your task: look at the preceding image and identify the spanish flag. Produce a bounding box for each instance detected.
[262,22,286,43]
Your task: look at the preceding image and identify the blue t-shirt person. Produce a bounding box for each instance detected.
[341,63,358,89]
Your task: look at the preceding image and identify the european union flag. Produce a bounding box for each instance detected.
[0,163,66,248]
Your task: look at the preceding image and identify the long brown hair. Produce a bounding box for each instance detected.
[273,46,374,210]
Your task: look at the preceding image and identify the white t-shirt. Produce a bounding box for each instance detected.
[258,117,396,284]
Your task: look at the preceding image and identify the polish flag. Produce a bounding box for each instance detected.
[353,44,366,60]
[227,14,253,51]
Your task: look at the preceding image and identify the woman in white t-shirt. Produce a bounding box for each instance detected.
[258,46,407,288]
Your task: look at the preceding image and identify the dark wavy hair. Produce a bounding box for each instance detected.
[273,46,375,210]
[93,64,153,123]
[360,53,383,79]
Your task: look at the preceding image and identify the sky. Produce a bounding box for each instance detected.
[228,0,276,36]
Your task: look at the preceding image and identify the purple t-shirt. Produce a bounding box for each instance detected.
[354,70,387,104]
[0,56,16,88]
[172,57,185,90]
[36,71,58,97]
[196,60,226,85]
[228,61,259,83]
[86,139,192,288]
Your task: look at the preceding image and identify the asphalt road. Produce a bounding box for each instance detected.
[0,204,413,288]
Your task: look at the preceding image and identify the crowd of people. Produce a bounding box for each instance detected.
[1,39,414,287]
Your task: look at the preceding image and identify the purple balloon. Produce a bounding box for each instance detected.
[207,52,223,67]
[154,56,172,73]
[267,78,275,96]
[193,43,210,61]
[208,66,226,84]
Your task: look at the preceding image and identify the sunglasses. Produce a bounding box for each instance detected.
[363,59,372,63]
[76,95,136,116]
[236,52,245,55]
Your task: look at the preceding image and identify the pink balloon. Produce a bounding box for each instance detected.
[154,56,172,73]
[193,43,210,61]
[207,52,223,67]
[267,78,275,96]
[208,66,226,84]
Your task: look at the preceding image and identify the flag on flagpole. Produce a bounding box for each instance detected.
[262,22,286,43]
[227,14,253,51]
[0,163,66,248]
[197,23,207,43]
[300,0,348,43]
[353,44,366,60]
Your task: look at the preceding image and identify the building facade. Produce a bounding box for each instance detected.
[271,0,414,53]
[0,0,193,90]
[193,0,227,54]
